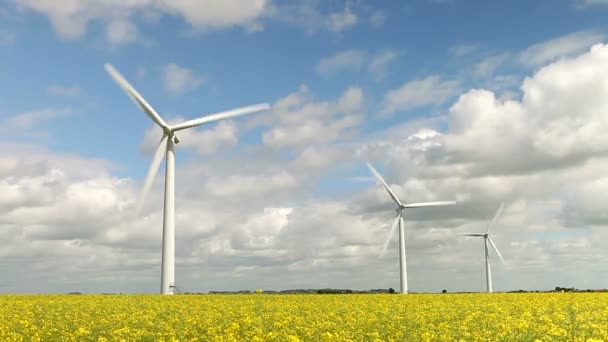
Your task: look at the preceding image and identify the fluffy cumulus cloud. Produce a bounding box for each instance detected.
[6,44,608,293]
[445,44,608,172]
[573,0,608,8]
[381,76,460,115]
[316,50,365,75]
[161,63,204,94]
[266,1,360,35]
[317,49,404,79]
[12,0,267,44]
[368,49,405,80]
[519,30,605,67]
[1,108,71,136]
[46,85,84,97]
[11,0,366,44]
[261,85,364,148]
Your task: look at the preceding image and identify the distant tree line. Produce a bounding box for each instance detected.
[68,286,608,295]
[205,288,396,295]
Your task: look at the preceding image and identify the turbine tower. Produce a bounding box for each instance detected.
[461,203,505,293]
[366,162,456,294]
[105,64,270,295]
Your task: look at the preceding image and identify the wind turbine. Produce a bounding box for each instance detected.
[105,63,270,295]
[366,162,456,294]
[461,203,505,293]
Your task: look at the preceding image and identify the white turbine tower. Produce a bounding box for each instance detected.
[366,162,456,294]
[105,63,270,295]
[461,202,505,293]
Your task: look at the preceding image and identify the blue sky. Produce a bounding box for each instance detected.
[2,0,606,171]
[3,0,608,293]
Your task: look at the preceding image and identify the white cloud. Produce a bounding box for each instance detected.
[381,76,460,115]
[368,49,405,80]
[473,53,509,78]
[519,31,605,67]
[317,49,404,79]
[267,1,360,35]
[262,85,364,148]
[448,44,479,57]
[13,0,268,44]
[412,43,608,180]
[316,50,365,75]
[46,85,84,97]
[2,108,70,132]
[162,63,204,94]
[573,0,608,8]
[182,121,238,155]
[369,11,386,28]
[12,0,367,44]
[205,171,298,199]
[328,6,358,33]
[232,208,293,250]
[105,19,140,45]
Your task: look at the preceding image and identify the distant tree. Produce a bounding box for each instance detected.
[442,289,447,293]
[255,288,263,294]
[555,286,561,292]
[388,288,395,294]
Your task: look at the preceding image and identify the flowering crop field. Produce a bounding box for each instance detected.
[1,293,608,341]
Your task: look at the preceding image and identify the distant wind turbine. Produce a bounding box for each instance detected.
[366,162,456,294]
[460,202,505,293]
[105,63,270,294]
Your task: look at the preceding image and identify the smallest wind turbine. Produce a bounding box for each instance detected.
[461,203,505,293]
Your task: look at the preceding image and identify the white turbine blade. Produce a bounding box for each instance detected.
[171,103,270,132]
[366,162,402,206]
[136,135,168,215]
[459,233,485,237]
[104,63,170,131]
[380,214,401,256]
[487,202,505,233]
[402,201,456,208]
[488,237,504,262]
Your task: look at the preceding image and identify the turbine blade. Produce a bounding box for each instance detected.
[487,202,505,233]
[402,201,457,208]
[104,63,170,131]
[136,135,168,216]
[366,162,403,206]
[171,103,270,132]
[488,237,504,262]
[380,213,401,256]
[459,233,485,237]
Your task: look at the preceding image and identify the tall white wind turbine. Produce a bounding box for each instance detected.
[105,63,270,295]
[461,203,505,293]
[366,162,456,294]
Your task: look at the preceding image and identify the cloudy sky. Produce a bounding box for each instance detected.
[2,0,608,294]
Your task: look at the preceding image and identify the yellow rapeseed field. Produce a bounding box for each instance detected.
[1,293,607,341]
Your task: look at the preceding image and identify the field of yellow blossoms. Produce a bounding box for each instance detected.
[1,293,608,341]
